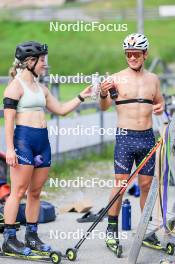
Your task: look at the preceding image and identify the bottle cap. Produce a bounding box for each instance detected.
[124,199,130,204]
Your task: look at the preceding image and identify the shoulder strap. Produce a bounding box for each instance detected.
[15,74,28,91]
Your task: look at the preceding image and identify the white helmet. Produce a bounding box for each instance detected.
[123,33,149,51]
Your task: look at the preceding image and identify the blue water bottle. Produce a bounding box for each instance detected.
[122,199,131,230]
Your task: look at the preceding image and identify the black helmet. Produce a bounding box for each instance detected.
[15,41,48,61]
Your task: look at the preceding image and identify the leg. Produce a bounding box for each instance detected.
[4,165,34,224]
[138,175,153,211]
[106,174,129,246]
[110,129,134,216]
[108,174,129,216]
[25,167,51,252]
[134,128,156,211]
[3,165,34,255]
[25,167,50,222]
[106,129,134,246]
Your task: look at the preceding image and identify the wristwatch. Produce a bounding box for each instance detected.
[77,94,85,102]
[100,92,108,99]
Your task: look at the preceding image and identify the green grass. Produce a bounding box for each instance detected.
[85,0,175,9]
[0,19,175,76]
[0,19,175,125]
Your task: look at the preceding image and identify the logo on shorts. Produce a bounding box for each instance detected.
[147,162,155,173]
[15,149,32,164]
[115,160,128,171]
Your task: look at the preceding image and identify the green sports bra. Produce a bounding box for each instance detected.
[15,74,46,113]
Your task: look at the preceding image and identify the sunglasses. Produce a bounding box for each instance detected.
[125,51,144,59]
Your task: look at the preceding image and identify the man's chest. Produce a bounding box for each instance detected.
[117,77,156,99]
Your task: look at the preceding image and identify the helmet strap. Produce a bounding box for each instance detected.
[26,56,39,78]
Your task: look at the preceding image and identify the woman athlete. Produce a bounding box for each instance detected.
[3,41,91,256]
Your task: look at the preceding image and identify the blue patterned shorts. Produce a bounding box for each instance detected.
[114,128,155,176]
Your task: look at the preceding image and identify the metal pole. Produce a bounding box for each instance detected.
[137,0,144,34]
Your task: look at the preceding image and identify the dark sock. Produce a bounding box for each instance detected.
[26,222,38,233]
[4,224,16,239]
[108,215,118,234]
[108,215,118,225]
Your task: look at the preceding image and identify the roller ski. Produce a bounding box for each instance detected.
[0,226,62,263]
[143,233,175,255]
[0,248,62,263]
[24,223,62,262]
[105,225,122,258]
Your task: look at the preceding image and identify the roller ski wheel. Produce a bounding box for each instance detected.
[166,242,175,256]
[50,251,62,264]
[66,248,77,261]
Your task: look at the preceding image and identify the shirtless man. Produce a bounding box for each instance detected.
[99,33,164,249]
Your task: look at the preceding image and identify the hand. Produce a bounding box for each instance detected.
[80,85,92,99]
[100,79,115,96]
[153,103,164,115]
[6,148,18,167]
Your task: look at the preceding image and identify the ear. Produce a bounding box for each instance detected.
[143,50,148,60]
[27,58,37,67]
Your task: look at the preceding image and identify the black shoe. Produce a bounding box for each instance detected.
[105,225,119,247]
[2,235,31,256]
[143,233,162,249]
[25,232,51,253]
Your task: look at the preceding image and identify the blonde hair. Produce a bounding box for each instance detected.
[9,57,37,79]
